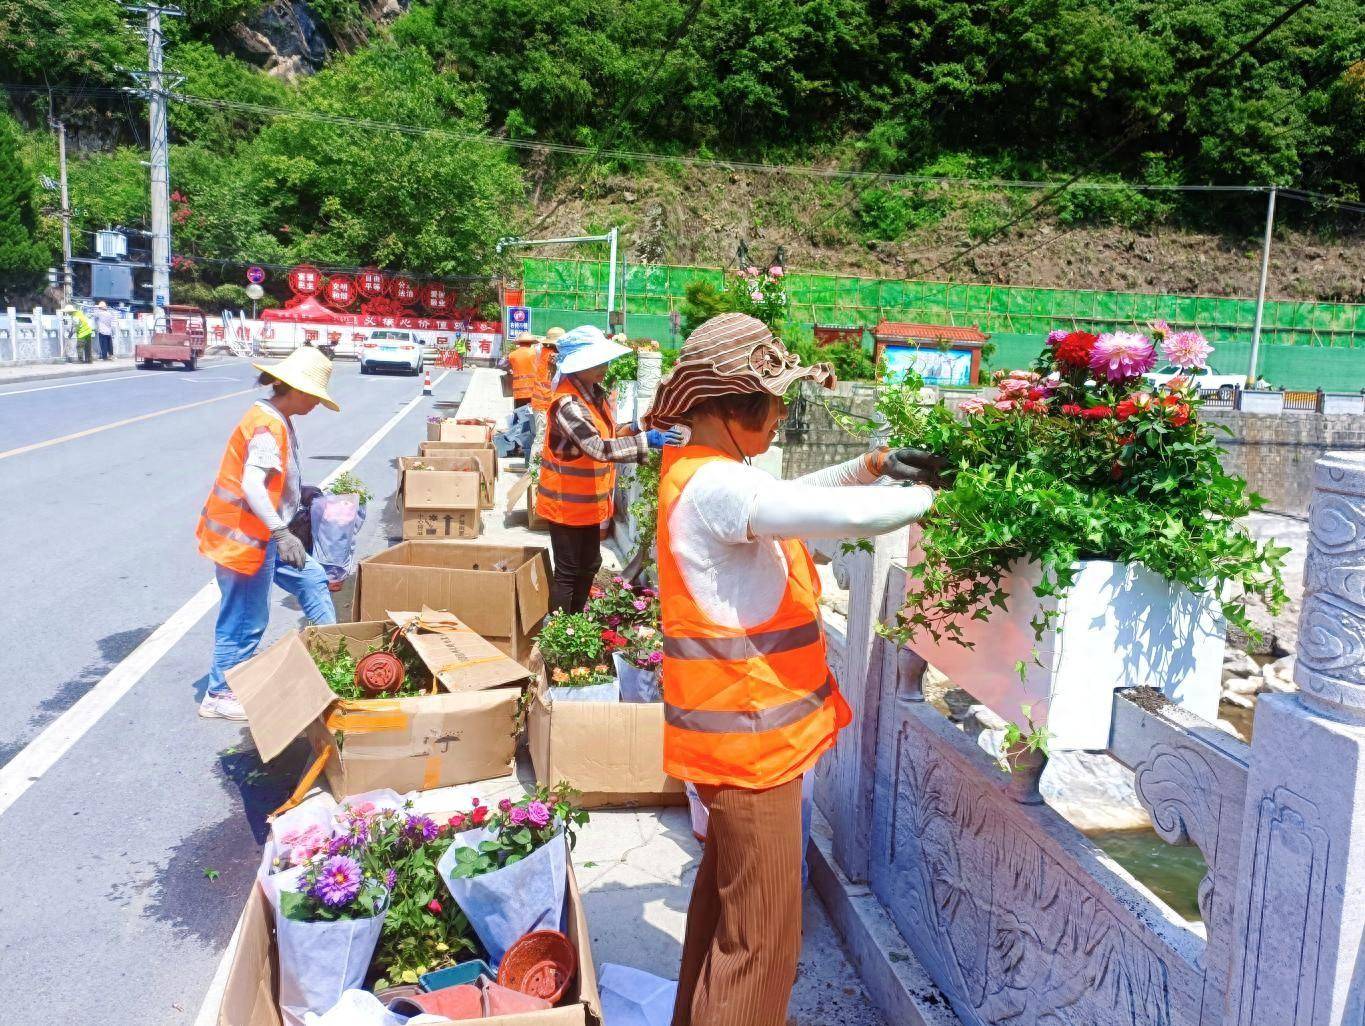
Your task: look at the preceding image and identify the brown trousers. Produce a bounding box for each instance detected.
[672,777,804,1026]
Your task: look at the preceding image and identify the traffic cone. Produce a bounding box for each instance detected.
[422,369,432,396]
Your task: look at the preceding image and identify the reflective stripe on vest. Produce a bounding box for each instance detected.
[196,405,289,574]
[507,347,538,398]
[534,382,616,526]
[658,446,851,790]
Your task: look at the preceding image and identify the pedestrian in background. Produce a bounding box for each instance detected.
[94,301,117,360]
[66,305,94,363]
[501,332,540,409]
[196,347,341,720]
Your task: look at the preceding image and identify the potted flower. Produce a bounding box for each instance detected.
[586,576,659,630]
[312,471,371,591]
[537,611,620,701]
[437,786,589,965]
[605,623,664,703]
[879,325,1288,749]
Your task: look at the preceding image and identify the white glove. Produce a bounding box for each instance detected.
[272,527,308,569]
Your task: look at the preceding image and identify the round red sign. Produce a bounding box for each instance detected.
[325,275,355,308]
[357,268,386,298]
[287,264,322,296]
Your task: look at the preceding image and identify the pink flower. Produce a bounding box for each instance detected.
[1160,330,1212,370]
[1046,329,1068,347]
[498,798,513,812]
[1088,332,1157,382]
[958,397,987,414]
[633,599,648,611]
[427,899,443,914]
[526,801,552,829]
[768,265,784,278]
[745,266,759,277]
[750,291,764,302]
[992,399,1017,412]
[996,377,1031,398]
[509,806,529,825]
[647,650,664,665]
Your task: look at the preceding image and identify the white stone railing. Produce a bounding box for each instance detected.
[812,452,1365,1026]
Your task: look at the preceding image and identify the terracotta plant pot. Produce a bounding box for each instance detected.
[482,979,551,1016]
[498,929,578,1004]
[354,650,405,696]
[388,984,483,1020]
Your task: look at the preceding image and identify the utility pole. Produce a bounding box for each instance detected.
[1247,185,1277,386]
[49,118,74,357]
[124,3,182,325]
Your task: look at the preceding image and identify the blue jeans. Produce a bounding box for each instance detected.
[207,540,337,697]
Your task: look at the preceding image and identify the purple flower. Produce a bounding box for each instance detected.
[311,855,361,907]
[384,868,397,891]
[404,815,439,844]
[526,801,552,829]
[508,806,529,826]
[1160,330,1212,370]
[498,798,513,812]
[1046,329,1068,347]
[1088,332,1157,382]
[326,836,352,857]
[632,599,648,611]
[647,650,664,665]
[607,615,622,628]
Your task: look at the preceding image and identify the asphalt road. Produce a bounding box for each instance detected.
[0,358,471,1023]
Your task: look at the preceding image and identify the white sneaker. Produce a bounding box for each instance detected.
[199,692,248,720]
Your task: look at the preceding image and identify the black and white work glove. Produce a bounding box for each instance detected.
[869,447,946,487]
[272,526,309,569]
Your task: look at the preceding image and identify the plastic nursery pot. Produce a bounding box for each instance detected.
[497,929,578,1004]
[419,959,493,992]
[354,650,406,696]
[1004,745,1047,806]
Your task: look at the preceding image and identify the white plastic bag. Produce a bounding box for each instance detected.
[260,795,341,878]
[599,964,678,1026]
[613,653,662,704]
[437,827,567,966]
[311,492,367,586]
[263,869,389,1026]
[304,990,452,1026]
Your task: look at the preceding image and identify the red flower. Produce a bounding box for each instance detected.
[1162,395,1191,426]
[1060,403,1082,417]
[427,899,443,914]
[447,813,466,830]
[1027,387,1049,400]
[1080,406,1114,420]
[1023,399,1048,414]
[1118,434,1135,447]
[1110,461,1125,481]
[1054,332,1098,368]
[470,805,489,826]
[1115,398,1137,421]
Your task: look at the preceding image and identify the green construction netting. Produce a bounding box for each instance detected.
[522,258,1365,387]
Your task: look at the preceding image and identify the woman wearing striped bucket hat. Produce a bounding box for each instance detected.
[644,312,942,1026]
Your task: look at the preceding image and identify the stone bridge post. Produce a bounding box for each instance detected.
[1225,451,1365,1025]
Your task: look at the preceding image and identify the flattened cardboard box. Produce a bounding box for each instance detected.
[227,619,526,799]
[353,541,551,664]
[401,453,496,509]
[528,683,685,810]
[426,419,494,445]
[218,842,601,1026]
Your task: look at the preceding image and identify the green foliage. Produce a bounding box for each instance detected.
[536,611,605,670]
[0,0,138,85]
[1001,704,1052,770]
[328,471,373,504]
[680,279,730,336]
[787,335,875,383]
[167,42,290,142]
[444,784,589,880]
[309,634,430,700]
[878,342,1289,658]
[0,115,48,292]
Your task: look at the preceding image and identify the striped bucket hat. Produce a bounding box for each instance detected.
[646,313,835,429]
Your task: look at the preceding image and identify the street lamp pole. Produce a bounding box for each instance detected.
[1248,185,1277,386]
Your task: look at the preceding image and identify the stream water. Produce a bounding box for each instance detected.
[1088,829,1207,921]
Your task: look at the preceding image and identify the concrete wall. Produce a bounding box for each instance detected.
[782,381,1365,516]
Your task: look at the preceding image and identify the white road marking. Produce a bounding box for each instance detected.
[0,372,144,397]
[0,369,451,823]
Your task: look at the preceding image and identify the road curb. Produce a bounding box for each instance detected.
[0,355,231,386]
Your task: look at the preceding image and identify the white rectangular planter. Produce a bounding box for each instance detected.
[901,554,1225,750]
[1239,389,1285,414]
[1322,393,1364,416]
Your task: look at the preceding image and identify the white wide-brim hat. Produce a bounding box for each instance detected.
[252,346,341,412]
[553,325,631,377]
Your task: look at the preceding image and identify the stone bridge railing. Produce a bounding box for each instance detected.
[808,450,1365,1026]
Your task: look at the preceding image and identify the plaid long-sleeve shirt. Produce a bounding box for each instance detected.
[550,385,649,464]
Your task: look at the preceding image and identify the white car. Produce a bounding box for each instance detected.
[360,329,424,375]
[1143,364,1244,398]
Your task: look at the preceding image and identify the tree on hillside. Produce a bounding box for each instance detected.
[0,116,50,296]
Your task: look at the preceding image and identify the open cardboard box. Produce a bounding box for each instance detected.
[427,419,495,445]
[527,680,685,810]
[228,618,529,801]
[217,831,601,1026]
[398,456,485,540]
[406,449,498,507]
[507,473,550,532]
[354,542,552,664]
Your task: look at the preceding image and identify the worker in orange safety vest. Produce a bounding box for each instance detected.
[644,313,942,1026]
[196,346,341,721]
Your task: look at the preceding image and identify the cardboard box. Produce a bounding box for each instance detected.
[528,683,685,809]
[218,841,601,1026]
[408,448,498,506]
[399,456,485,540]
[427,419,494,445]
[507,472,550,532]
[227,620,527,799]
[354,542,552,663]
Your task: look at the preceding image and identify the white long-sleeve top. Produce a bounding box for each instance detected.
[667,452,933,630]
[240,400,301,532]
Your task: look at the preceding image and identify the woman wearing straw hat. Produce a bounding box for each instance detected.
[536,325,666,613]
[645,312,941,1026]
[196,346,341,720]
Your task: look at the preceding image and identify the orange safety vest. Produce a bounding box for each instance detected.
[531,348,556,413]
[535,379,616,526]
[658,446,851,789]
[196,403,290,575]
[507,346,538,399]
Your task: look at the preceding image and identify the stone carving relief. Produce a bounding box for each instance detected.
[1230,786,1329,1026]
[879,721,1179,1026]
[1133,745,1221,928]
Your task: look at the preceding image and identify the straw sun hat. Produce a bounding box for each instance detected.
[646,312,834,429]
[252,346,341,412]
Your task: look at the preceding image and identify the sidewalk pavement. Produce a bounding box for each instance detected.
[415,366,889,1026]
[0,357,139,385]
